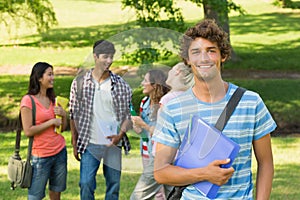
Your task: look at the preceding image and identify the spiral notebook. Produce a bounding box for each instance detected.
[174,115,241,198]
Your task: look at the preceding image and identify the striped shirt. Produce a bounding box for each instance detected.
[152,83,277,199]
[139,96,156,158]
[69,69,132,153]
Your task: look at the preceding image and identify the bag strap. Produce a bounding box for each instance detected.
[75,71,86,102]
[167,87,246,200]
[26,95,35,162]
[14,113,22,159]
[214,87,246,131]
[15,95,35,160]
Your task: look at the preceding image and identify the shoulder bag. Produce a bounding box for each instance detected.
[7,95,36,190]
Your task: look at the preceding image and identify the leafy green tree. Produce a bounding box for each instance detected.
[121,0,245,66]
[121,0,186,74]
[273,0,300,9]
[0,0,57,33]
[122,0,187,32]
[273,0,291,7]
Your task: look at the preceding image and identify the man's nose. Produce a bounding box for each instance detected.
[200,51,209,61]
[107,57,113,63]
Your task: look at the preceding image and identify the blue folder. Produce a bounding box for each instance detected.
[174,115,241,199]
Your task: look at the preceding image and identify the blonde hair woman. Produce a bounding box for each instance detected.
[160,62,194,107]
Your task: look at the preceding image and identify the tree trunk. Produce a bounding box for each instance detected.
[281,0,291,7]
[203,0,240,61]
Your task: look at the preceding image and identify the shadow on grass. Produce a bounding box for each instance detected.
[0,75,28,132]
[230,12,300,36]
[2,22,137,49]
[280,1,300,9]
[0,75,74,132]
[0,168,140,200]
[228,12,300,70]
[271,163,300,199]
[226,38,300,71]
[1,11,298,71]
[1,163,299,200]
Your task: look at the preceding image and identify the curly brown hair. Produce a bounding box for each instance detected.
[179,19,232,64]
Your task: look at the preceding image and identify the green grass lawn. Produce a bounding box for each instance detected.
[1,75,299,133]
[0,0,299,70]
[0,1,300,199]
[1,0,299,123]
[0,131,299,200]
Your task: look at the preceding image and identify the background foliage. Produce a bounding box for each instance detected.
[0,0,57,33]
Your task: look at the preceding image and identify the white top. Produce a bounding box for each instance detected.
[90,78,119,145]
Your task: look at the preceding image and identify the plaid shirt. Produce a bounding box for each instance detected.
[69,69,132,153]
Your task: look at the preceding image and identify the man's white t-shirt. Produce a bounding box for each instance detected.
[90,78,119,145]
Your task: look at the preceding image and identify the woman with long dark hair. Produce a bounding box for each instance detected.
[20,62,68,200]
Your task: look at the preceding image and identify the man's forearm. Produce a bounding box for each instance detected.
[70,119,78,146]
[119,118,132,135]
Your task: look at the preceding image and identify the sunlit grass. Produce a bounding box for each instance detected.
[1,131,299,199]
[0,46,90,67]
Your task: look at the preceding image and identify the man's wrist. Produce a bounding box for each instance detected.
[119,130,126,137]
[71,139,77,147]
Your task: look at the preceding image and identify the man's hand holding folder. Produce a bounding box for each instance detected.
[174,115,240,198]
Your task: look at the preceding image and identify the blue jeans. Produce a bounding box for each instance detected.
[28,147,67,200]
[80,143,122,200]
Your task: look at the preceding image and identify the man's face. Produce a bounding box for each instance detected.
[187,37,225,82]
[94,53,114,73]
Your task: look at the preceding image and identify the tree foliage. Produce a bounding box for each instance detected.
[189,0,245,24]
[0,0,57,33]
[191,0,245,61]
[273,0,300,9]
[121,0,186,74]
[121,0,246,68]
[122,0,185,30]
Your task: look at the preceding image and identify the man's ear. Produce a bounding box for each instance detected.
[221,56,227,63]
[93,53,98,60]
[186,59,191,66]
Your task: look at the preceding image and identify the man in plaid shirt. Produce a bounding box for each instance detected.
[69,39,132,200]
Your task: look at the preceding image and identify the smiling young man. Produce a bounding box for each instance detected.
[69,40,132,200]
[152,19,276,199]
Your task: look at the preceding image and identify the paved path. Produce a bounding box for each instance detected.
[1,66,299,80]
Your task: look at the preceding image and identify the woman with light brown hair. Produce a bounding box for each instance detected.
[130,69,169,200]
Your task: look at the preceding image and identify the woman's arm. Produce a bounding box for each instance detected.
[132,116,154,135]
[54,105,68,132]
[21,107,61,137]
